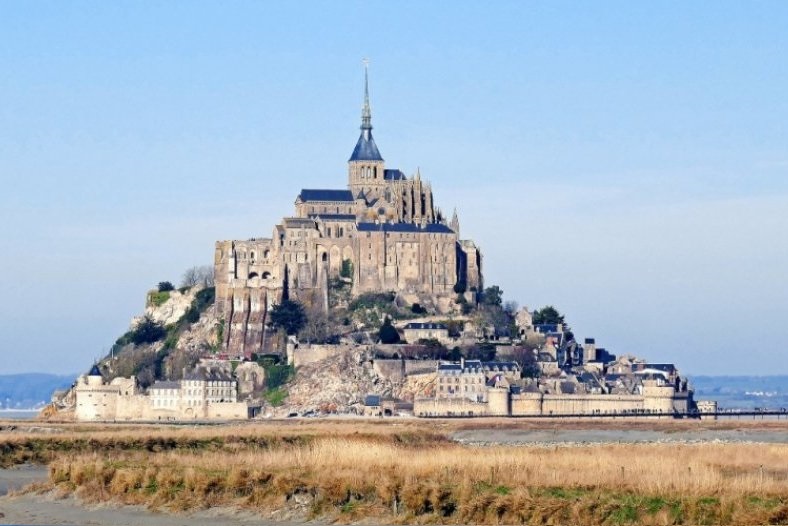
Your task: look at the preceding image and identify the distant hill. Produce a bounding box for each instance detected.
[691,375,788,410]
[0,373,76,409]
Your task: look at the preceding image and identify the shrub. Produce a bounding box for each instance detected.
[148,291,170,307]
[410,303,427,314]
[130,316,167,345]
[264,364,294,390]
[378,317,400,344]
[340,259,354,279]
[264,387,288,406]
[157,281,175,292]
[269,300,307,335]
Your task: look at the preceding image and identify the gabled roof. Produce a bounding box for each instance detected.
[349,131,383,162]
[298,189,355,203]
[356,222,454,234]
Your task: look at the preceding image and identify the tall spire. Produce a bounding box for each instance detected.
[349,58,383,162]
[361,58,372,136]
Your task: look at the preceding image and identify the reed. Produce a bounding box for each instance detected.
[44,435,788,525]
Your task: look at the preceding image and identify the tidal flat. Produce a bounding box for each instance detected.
[1,418,786,525]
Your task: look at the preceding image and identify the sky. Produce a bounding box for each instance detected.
[1,1,787,376]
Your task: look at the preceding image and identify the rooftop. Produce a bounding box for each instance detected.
[356,222,454,234]
[298,189,355,203]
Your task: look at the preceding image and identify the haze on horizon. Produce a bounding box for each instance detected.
[1,1,786,376]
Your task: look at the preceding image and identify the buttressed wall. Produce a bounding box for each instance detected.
[215,66,483,358]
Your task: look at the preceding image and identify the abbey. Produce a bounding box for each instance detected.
[215,67,483,358]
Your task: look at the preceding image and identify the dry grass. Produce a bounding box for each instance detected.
[40,431,788,525]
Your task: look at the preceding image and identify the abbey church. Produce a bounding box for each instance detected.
[215,66,483,357]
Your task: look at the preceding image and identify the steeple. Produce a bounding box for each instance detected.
[361,58,372,136]
[349,59,383,162]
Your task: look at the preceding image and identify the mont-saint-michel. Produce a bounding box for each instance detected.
[3,4,788,522]
[46,67,715,424]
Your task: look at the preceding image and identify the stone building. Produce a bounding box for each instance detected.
[214,65,483,358]
[74,363,249,421]
[403,322,450,344]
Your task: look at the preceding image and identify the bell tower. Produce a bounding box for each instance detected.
[348,59,385,200]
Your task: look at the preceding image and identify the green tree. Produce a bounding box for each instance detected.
[532,306,565,325]
[340,259,354,279]
[130,315,167,345]
[481,285,503,307]
[269,300,307,335]
[378,316,401,344]
[157,281,174,292]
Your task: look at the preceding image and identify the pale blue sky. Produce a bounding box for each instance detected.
[1,1,787,375]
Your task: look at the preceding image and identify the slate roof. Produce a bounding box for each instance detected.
[88,364,102,377]
[298,189,355,203]
[349,131,383,162]
[183,367,234,382]
[283,217,317,228]
[308,214,356,221]
[149,381,180,390]
[364,394,381,406]
[437,363,462,372]
[404,322,447,330]
[483,361,520,371]
[356,222,454,234]
[534,323,560,333]
[384,169,406,181]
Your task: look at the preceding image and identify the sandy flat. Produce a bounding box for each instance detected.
[453,426,788,445]
[0,492,319,526]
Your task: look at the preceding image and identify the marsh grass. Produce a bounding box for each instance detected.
[43,435,788,525]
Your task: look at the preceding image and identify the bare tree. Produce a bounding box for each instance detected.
[181,265,214,288]
[181,267,199,288]
[196,265,214,287]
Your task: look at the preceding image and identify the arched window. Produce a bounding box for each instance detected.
[261,271,271,279]
[250,251,255,261]
[263,249,270,258]
[248,272,259,279]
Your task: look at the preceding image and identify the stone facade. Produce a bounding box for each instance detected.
[414,360,693,418]
[215,68,483,358]
[403,322,450,344]
[74,363,249,421]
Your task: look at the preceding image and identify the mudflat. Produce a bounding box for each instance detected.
[453,426,788,445]
[0,493,315,526]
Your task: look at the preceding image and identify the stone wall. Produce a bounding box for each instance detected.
[292,344,370,368]
[414,397,489,417]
